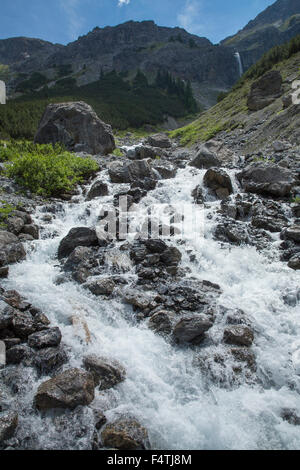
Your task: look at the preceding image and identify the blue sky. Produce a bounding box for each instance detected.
[0,0,275,44]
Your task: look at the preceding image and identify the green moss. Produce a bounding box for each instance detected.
[112,148,124,157]
[0,201,16,229]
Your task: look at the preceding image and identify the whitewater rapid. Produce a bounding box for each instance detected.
[2,163,300,450]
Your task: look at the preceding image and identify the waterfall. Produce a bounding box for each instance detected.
[1,147,300,450]
[234,52,243,78]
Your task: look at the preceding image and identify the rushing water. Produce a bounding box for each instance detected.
[2,161,300,450]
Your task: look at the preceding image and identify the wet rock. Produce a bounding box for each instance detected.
[6,344,33,365]
[148,310,175,335]
[191,185,204,204]
[0,411,18,444]
[34,346,68,374]
[288,255,300,270]
[58,227,99,259]
[151,160,177,179]
[247,70,282,111]
[131,177,157,191]
[0,266,8,278]
[230,347,256,372]
[11,310,37,339]
[282,94,293,109]
[28,327,62,349]
[21,224,39,240]
[190,145,221,169]
[284,225,300,243]
[93,410,107,430]
[35,101,115,155]
[0,301,14,329]
[215,222,250,245]
[223,326,254,347]
[203,168,233,199]
[251,216,286,233]
[144,239,168,254]
[85,278,115,296]
[281,408,300,426]
[101,418,149,450]
[160,246,182,266]
[0,230,26,266]
[83,355,126,390]
[237,163,294,197]
[147,133,172,148]
[123,289,155,310]
[35,368,95,410]
[108,159,155,184]
[6,216,25,235]
[173,315,213,344]
[86,181,108,201]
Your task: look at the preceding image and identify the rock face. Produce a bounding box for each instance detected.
[34,101,115,155]
[0,411,18,443]
[101,418,149,450]
[35,368,95,410]
[237,163,294,197]
[247,71,283,111]
[58,227,99,259]
[83,355,126,390]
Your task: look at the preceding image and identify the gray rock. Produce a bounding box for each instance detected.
[160,246,182,266]
[147,133,172,148]
[28,327,62,349]
[123,289,155,310]
[108,159,154,184]
[173,315,213,344]
[34,101,115,155]
[6,344,33,365]
[6,216,25,235]
[34,346,68,374]
[83,355,126,390]
[86,181,108,200]
[101,418,149,450]
[288,255,300,270]
[21,224,39,239]
[11,310,37,339]
[151,160,177,179]
[223,325,254,347]
[0,301,14,329]
[191,185,204,204]
[284,225,300,243]
[0,411,18,444]
[58,227,99,259]
[0,230,26,266]
[35,368,95,410]
[203,168,233,199]
[85,278,115,296]
[148,310,174,335]
[190,145,221,169]
[237,163,294,197]
[247,70,283,111]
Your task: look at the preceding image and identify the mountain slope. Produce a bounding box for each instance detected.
[222,0,300,70]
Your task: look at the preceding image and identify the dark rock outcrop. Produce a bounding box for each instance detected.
[247,71,283,111]
[58,227,99,259]
[83,355,126,390]
[190,145,221,169]
[86,181,108,201]
[34,101,115,155]
[203,168,233,199]
[0,230,26,267]
[173,315,213,344]
[237,163,295,197]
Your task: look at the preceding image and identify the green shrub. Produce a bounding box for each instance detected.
[4,143,98,196]
[0,201,15,228]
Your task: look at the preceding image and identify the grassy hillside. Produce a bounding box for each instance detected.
[0,70,198,140]
[170,34,300,147]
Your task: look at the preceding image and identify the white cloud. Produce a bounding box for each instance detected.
[118,0,130,6]
[177,0,205,36]
[61,0,83,40]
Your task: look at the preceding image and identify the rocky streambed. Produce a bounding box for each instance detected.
[1,133,300,450]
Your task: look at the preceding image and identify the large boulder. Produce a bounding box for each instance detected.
[86,181,108,201]
[85,278,115,296]
[27,327,62,349]
[34,368,95,410]
[101,418,149,450]
[189,145,221,169]
[0,231,26,267]
[83,355,126,390]
[58,227,99,259]
[108,159,155,184]
[223,326,254,347]
[151,160,177,179]
[247,70,283,111]
[203,168,233,199]
[147,133,172,148]
[237,163,294,197]
[34,101,115,155]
